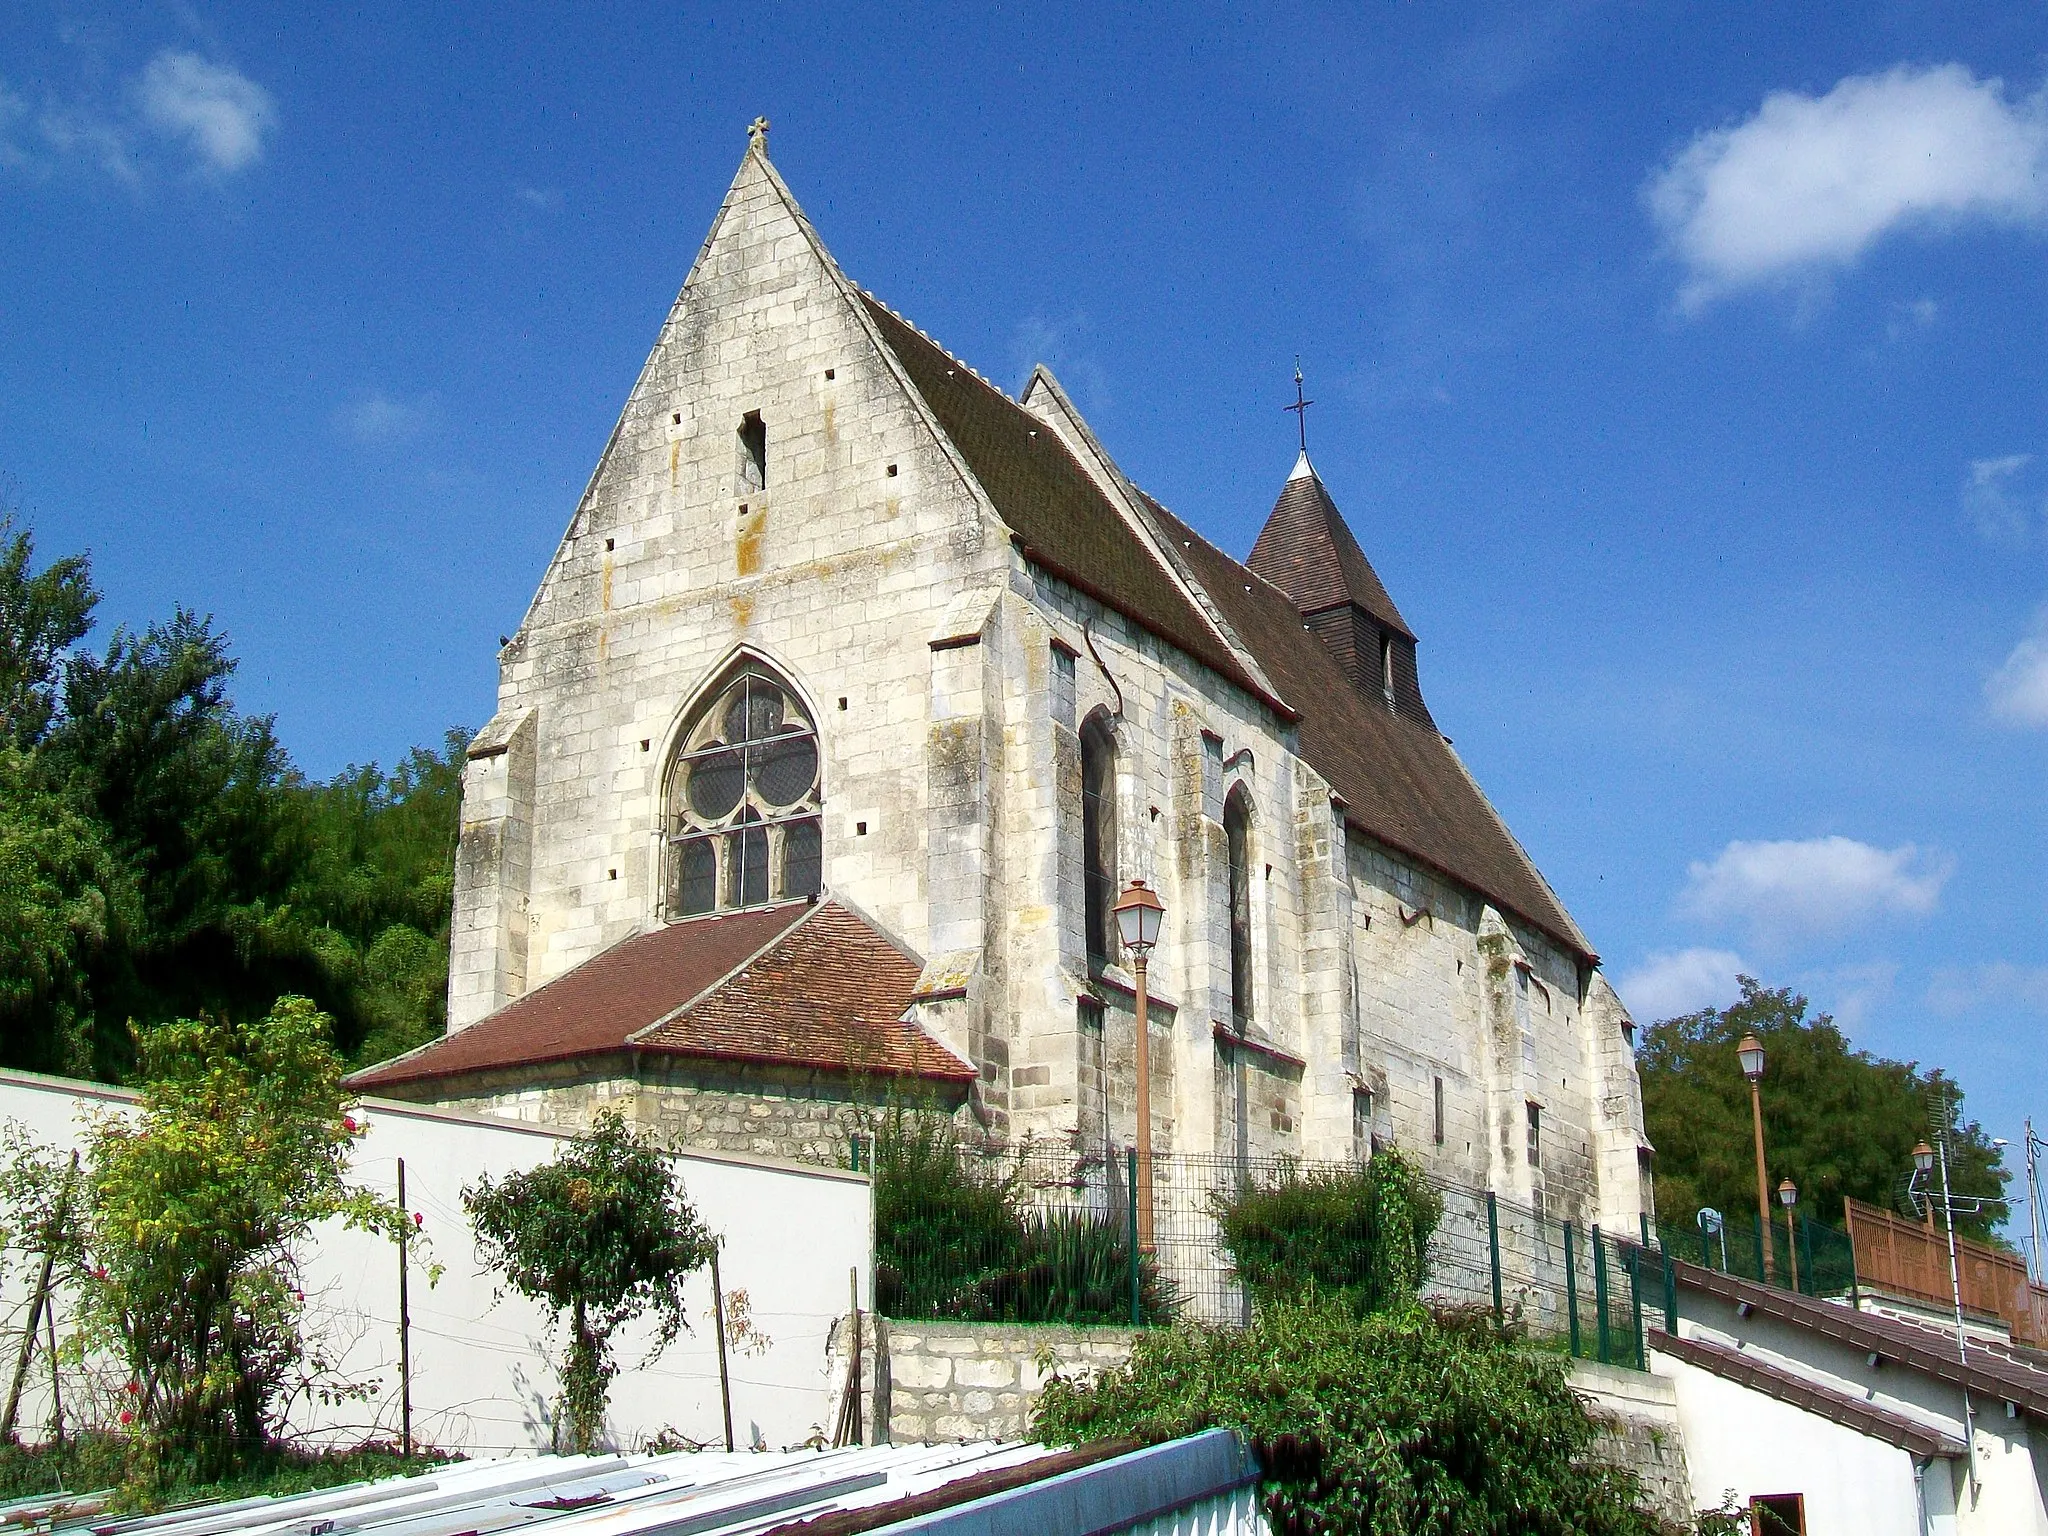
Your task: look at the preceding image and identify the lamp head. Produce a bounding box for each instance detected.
[1912,1141,1935,1176]
[1112,879,1166,957]
[1737,1033,1765,1082]
[1777,1177,1797,1208]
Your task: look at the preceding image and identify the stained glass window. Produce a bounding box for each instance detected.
[664,662,822,917]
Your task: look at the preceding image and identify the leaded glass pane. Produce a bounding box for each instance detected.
[782,818,822,898]
[687,749,745,819]
[727,815,769,906]
[677,837,716,916]
[754,734,818,808]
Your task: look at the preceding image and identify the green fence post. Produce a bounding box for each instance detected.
[1592,1224,1610,1365]
[1564,1221,1581,1359]
[1663,1244,1678,1336]
[1486,1191,1503,1326]
[1639,1211,1651,1249]
[1626,1244,1645,1370]
[1752,1215,1767,1283]
[1799,1217,1815,1297]
[1127,1145,1141,1327]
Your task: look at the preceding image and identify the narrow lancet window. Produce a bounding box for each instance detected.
[1081,713,1118,966]
[1225,787,1254,1026]
[738,410,767,491]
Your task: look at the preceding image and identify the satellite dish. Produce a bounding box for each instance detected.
[1697,1207,1724,1234]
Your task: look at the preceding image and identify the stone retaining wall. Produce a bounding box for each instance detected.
[1571,1359,1694,1527]
[882,1320,1137,1444]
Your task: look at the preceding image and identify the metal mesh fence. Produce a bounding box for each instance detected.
[1659,1211,1856,1299]
[875,1140,1667,1369]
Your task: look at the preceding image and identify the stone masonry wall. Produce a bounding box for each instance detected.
[882,1320,1136,1444]
[1572,1359,1694,1529]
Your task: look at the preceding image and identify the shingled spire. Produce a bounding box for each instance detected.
[1248,454,1433,726]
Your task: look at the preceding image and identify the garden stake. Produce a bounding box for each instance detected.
[711,1247,734,1451]
[397,1157,413,1458]
[1,1151,75,1443]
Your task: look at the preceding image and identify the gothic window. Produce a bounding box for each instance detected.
[1080,712,1118,966]
[738,411,767,491]
[664,661,821,918]
[1224,787,1254,1026]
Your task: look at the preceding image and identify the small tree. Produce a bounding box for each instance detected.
[464,1111,715,1452]
[76,997,407,1488]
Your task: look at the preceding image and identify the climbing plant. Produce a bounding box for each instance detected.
[464,1111,715,1452]
[1214,1149,1442,1317]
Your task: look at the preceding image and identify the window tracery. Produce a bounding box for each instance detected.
[664,662,822,918]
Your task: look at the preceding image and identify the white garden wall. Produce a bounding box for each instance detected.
[0,1070,872,1456]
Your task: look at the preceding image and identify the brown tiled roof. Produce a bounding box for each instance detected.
[859,296,1277,712]
[347,900,973,1091]
[861,292,1590,960]
[1144,494,1592,959]
[1651,1327,1966,1458]
[1673,1258,2048,1418]
[1248,461,1413,639]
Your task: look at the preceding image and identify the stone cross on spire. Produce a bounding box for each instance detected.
[748,116,771,154]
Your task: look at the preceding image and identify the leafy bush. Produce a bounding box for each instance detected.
[68,999,410,1493]
[1035,1299,1663,1536]
[464,1111,715,1452]
[1214,1150,1442,1316]
[0,1433,442,1511]
[870,1106,1171,1324]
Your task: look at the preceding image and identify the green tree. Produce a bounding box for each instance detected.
[73,997,408,1490]
[1035,1302,1661,1536]
[0,514,95,751]
[1640,978,2008,1241]
[464,1111,715,1452]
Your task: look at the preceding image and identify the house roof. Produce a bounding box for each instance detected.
[1248,455,1413,639]
[1672,1258,2048,1419]
[1651,1326,1967,1459]
[347,899,974,1091]
[861,293,1591,961]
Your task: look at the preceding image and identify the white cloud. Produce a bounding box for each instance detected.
[1,49,272,184]
[1013,314,1111,410]
[1798,959,1899,1030]
[1963,453,2044,542]
[1926,961,2048,1016]
[336,392,438,447]
[1615,947,1748,1021]
[1646,63,2048,308]
[136,50,274,174]
[514,183,561,210]
[1986,608,2048,726]
[1679,835,1950,940]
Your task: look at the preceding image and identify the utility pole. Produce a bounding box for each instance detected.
[2027,1118,2044,1287]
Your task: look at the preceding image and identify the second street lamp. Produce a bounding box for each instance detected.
[1738,1033,1776,1282]
[1778,1177,1800,1293]
[1113,879,1166,1255]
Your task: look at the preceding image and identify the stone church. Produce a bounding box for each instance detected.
[351,125,1651,1232]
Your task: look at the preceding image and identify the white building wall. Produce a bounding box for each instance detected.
[1655,1353,1927,1536]
[0,1071,872,1455]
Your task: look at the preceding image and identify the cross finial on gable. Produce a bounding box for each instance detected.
[1284,358,1314,455]
[748,116,771,154]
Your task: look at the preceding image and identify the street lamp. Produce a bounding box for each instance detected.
[1737,1033,1775,1282]
[1777,1177,1800,1294]
[1113,879,1166,1255]
[1909,1129,1996,1498]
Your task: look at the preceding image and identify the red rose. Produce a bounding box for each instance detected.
[119,1410,133,1425]
[413,1212,423,1227]
[343,1116,358,1133]
[124,1381,139,1395]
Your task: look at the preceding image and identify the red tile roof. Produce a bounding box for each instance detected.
[347,899,973,1092]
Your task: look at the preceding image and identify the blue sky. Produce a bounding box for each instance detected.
[4,4,2045,1178]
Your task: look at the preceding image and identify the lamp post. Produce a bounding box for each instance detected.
[1910,1133,1992,1498]
[1113,879,1166,1255]
[1737,1033,1775,1282]
[1777,1177,1800,1294]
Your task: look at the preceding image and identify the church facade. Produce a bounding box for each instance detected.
[351,128,1651,1232]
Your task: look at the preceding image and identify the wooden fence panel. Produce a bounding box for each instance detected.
[1844,1197,2044,1344]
